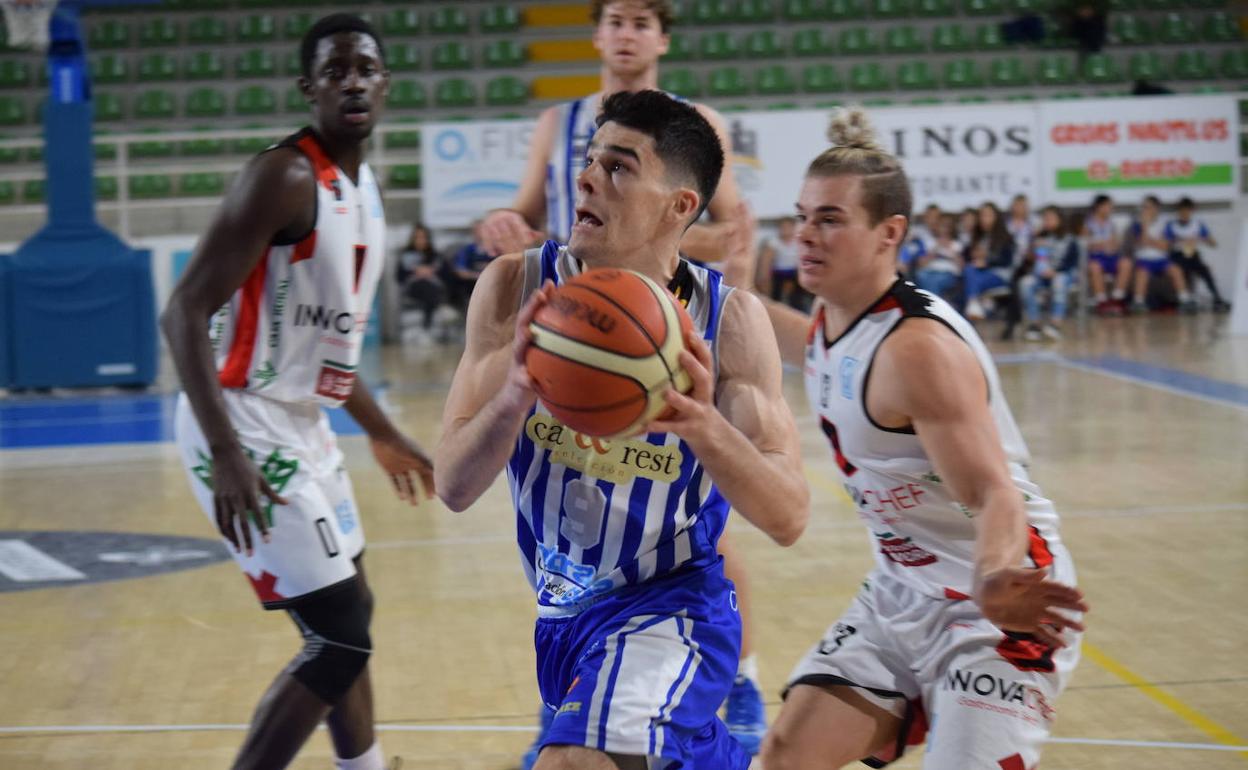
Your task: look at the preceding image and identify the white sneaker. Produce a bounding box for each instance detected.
[1042,324,1063,341]
[965,299,986,320]
[1023,326,1043,342]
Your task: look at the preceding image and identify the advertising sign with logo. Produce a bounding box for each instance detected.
[421,120,534,227]
[1038,95,1240,205]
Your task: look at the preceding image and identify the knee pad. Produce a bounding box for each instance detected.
[285,581,372,704]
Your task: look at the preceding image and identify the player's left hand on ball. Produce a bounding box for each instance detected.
[975,567,1088,649]
[370,433,436,505]
[644,330,718,444]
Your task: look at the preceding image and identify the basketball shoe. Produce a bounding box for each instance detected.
[724,673,767,755]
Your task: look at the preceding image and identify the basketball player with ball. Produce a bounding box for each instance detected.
[436,90,809,770]
[736,109,1087,770]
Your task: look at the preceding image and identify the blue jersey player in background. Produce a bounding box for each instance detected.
[435,91,810,770]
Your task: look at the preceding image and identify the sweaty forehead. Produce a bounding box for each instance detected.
[313,32,381,68]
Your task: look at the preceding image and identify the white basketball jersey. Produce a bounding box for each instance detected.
[546,94,601,242]
[1131,218,1167,261]
[209,129,386,407]
[804,279,1073,599]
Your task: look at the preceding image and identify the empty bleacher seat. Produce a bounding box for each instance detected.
[849,62,890,91]
[974,23,1005,50]
[989,56,1031,86]
[485,76,528,106]
[134,89,176,119]
[802,63,844,92]
[384,43,419,72]
[91,54,129,84]
[234,48,275,79]
[825,0,868,19]
[138,18,179,47]
[839,26,880,54]
[389,164,422,188]
[896,60,937,89]
[130,174,173,199]
[1219,49,1248,79]
[429,6,470,35]
[23,179,45,202]
[743,29,784,58]
[386,122,421,148]
[658,68,703,98]
[89,19,131,49]
[963,0,1004,13]
[792,27,833,56]
[1128,51,1167,80]
[943,58,985,87]
[186,16,227,45]
[884,25,924,53]
[382,9,422,37]
[237,14,277,43]
[180,127,225,156]
[435,78,476,107]
[432,41,472,70]
[755,64,797,94]
[0,180,15,205]
[739,0,777,21]
[915,0,956,14]
[872,0,912,17]
[483,39,526,68]
[1112,14,1153,45]
[390,80,429,109]
[1081,53,1123,82]
[0,61,31,89]
[137,53,177,82]
[1202,12,1239,43]
[1173,50,1215,79]
[1156,13,1197,43]
[185,50,225,80]
[132,128,174,158]
[691,0,737,24]
[663,33,696,61]
[283,13,314,41]
[700,30,741,59]
[708,67,750,97]
[1035,54,1076,84]
[235,86,276,116]
[931,23,972,51]
[480,5,521,33]
[284,85,305,113]
[180,172,225,197]
[782,0,820,19]
[94,92,125,122]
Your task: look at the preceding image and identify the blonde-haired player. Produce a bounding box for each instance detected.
[743,109,1088,769]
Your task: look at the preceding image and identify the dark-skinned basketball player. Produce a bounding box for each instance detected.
[162,15,432,770]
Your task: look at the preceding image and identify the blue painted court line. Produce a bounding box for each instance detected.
[0,393,365,450]
[1062,355,1248,411]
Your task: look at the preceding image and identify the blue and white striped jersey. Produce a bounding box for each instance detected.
[508,241,734,616]
[546,95,601,243]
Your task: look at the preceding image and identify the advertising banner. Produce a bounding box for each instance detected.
[421,120,534,227]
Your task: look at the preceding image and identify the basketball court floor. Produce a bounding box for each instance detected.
[1,313,1246,769]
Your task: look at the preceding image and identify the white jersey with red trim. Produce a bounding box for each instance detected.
[209,128,386,407]
[803,279,1074,599]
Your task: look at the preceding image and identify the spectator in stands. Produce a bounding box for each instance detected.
[1006,194,1035,257]
[445,219,495,309]
[956,207,979,251]
[759,217,809,311]
[898,204,942,278]
[1056,0,1109,56]
[1019,205,1081,341]
[1166,197,1230,312]
[1129,195,1194,313]
[963,201,1017,320]
[1084,194,1131,315]
[396,223,447,333]
[914,212,964,302]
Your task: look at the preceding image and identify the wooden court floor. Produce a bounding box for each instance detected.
[1,313,1246,769]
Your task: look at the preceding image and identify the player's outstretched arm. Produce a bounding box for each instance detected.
[343,379,435,505]
[872,321,1088,646]
[647,291,809,546]
[434,255,555,511]
[160,149,313,553]
[677,105,751,267]
[480,107,559,256]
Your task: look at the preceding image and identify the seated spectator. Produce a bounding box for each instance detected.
[759,217,809,311]
[445,220,496,309]
[963,201,1017,320]
[396,223,446,332]
[1020,205,1081,341]
[899,204,942,278]
[1084,194,1132,315]
[1006,194,1035,257]
[956,207,978,252]
[1129,195,1193,313]
[914,212,963,302]
[1166,197,1231,312]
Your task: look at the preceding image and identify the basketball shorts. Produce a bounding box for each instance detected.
[533,560,752,770]
[174,390,364,609]
[1089,252,1121,275]
[785,569,1081,769]
[1135,257,1171,277]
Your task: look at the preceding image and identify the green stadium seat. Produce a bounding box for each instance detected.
[1081,53,1122,83]
[25,142,42,162]
[134,89,176,119]
[738,0,777,21]
[94,92,125,122]
[782,0,820,19]
[1187,0,1226,8]
[235,86,276,116]
[382,9,422,37]
[849,62,890,91]
[915,0,956,14]
[755,64,797,94]
[386,121,421,148]
[1035,54,1076,85]
[1137,0,1178,9]
[838,27,880,54]
[0,135,18,164]
[658,68,703,97]
[388,80,428,110]
[1005,93,1037,101]
[435,78,476,108]
[1112,15,1153,45]
[90,54,129,84]
[910,96,944,105]
[0,60,31,89]
[23,179,44,203]
[872,0,912,17]
[974,23,1005,50]
[1008,0,1052,11]
[284,85,305,113]
[429,6,470,35]
[792,27,833,56]
[1173,50,1215,79]
[743,29,784,58]
[132,128,174,158]
[691,0,737,24]
[186,16,227,45]
[931,24,972,51]
[180,126,225,156]
[989,56,1031,86]
[963,0,1004,14]
[485,76,528,106]
[957,95,989,103]
[230,125,276,155]
[896,60,937,89]
[280,50,300,77]
[94,136,117,160]
[1128,51,1166,80]
[0,180,14,205]
[237,15,277,43]
[483,39,526,68]
[137,53,177,82]
[699,30,741,59]
[283,13,314,41]
[884,26,924,53]
[802,63,844,92]
[384,43,419,72]
[1219,49,1248,79]
[185,51,225,80]
[943,58,984,87]
[389,164,422,189]
[180,172,225,197]
[236,49,276,78]
[824,0,868,19]
[708,67,750,97]
[1156,13,1197,44]
[432,41,472,70]
[662,33,696,62]
[88,20,131,49]
[1202,12,1239,42]
[480,5,522,33]
[138,18,179,47]
[130,174,173,199]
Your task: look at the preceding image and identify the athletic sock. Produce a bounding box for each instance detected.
[1111,289,1126,301]
[335,741,385,770]
[1093,293,1107,303]
[1179,291,1192,302]
[736,653,760,685]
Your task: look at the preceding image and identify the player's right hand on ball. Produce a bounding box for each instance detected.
[975,567,1088,649]
[211,446,288,557]
[501,280,555,415]
[482,209,543,257]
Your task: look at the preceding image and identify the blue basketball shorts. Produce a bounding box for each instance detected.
[533,561,752,770]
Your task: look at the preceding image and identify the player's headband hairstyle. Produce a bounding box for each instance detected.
[596,90,724,225]
[300,14,386,80]
[807,108,913,227]
[590,0,676,32]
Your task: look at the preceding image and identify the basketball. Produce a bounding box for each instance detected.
[525,268,694,438]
